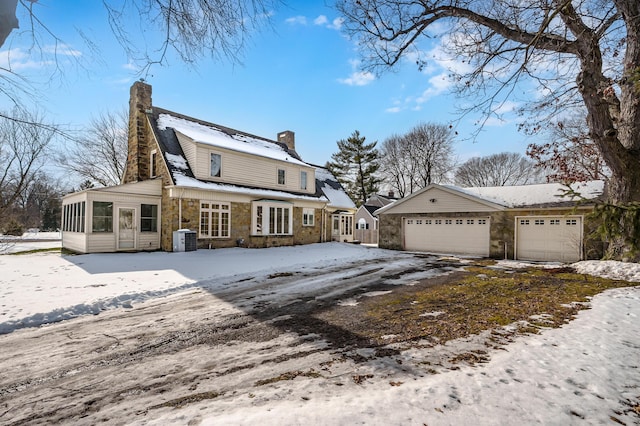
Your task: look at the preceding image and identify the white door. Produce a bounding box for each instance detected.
[403,217,490,256]
[117,207,136,250]
[516,216,582,262]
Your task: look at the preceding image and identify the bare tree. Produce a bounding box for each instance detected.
[527,115,610,183]
[455,152,543,187]
[379,134,413,198]
[380,122,455,197]
[0,108,56,222]
[0,1,281,127]
[58,109,128,187]
[337,0,640,260]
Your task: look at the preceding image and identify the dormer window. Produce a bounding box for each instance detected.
[300,171,307,190]
[210,153,221,178]
[277,168,285,185]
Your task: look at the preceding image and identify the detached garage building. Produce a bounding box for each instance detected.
[376,181,604,262]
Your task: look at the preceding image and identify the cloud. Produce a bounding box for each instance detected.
[328,17,344,30]
[285,15,307,25]
[313,15,328,26]
[0,47,53,70]
[313,15,343,30]
[338,59,375,86]
[385,106,402,113]
[338,71,375,86]
[122,61,138,71]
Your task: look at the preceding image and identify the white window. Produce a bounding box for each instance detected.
[341,215,353,236]
[478,219,487,225]
[445,219,452,225]
[467,219,474,224]
[300,171,307,190]
[435,219,442,224]
[210,153,221,178]
[566,219,577,225]
[277,169,286,185]
[150,150,157,178]
[200,202,230,238]
[252,201,292,235]
[425,219,432,225]
[520,219,530,225]
[456,219,463,225]
[535,219,545,225]
[407,219,414,224]
[303,208,315,226]
[550,219,561,225]
[416,219,422,225]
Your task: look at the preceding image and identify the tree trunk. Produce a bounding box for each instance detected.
[574,0,640,261]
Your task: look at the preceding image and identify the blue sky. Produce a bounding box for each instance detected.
[4,1,535,170]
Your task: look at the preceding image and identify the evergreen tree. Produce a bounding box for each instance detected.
[327,130,380,206]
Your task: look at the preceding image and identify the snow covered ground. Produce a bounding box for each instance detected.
[0,243,639,425]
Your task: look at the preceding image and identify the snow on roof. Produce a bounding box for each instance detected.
[157,113,310,167]
[315,167,356,209]
[166,153,326,202]
[451,180,604,208]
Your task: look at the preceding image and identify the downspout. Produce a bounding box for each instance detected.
[321,206,326,243]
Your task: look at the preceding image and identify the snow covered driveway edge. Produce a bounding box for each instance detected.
[0,243,409,334]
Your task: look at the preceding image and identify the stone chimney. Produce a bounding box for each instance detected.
[124,80,153,183]
[277,130,295,151]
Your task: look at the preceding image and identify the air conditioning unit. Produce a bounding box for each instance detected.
[173,229,197,252]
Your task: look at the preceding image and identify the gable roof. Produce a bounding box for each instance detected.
[376,181,604,215]
[156,111,308,166]
[148,107,355,205]
[451,180,604,208]
[364,205,380,215]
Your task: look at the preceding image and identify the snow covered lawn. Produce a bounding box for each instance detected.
[0,243,639,425]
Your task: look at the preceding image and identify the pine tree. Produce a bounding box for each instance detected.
[327,130,380,206]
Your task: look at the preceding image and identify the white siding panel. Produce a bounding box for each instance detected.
[192,144,315,194]
[138,233,160,251]
[62,232,87,253]
[388,188,499,214]
[87,233,117,253]
[176,132,198,172]
[404,216,490,256]
[96,179,162,196]
[516,216,582,262]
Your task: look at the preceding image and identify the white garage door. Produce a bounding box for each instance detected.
[516,216,582,262]
[404,217,490,257]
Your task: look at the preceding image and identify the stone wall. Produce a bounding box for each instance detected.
[161,200,324,251]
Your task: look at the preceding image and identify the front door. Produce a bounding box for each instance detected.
[117,207,136,250]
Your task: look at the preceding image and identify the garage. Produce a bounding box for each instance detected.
[516,216,583,262]
[404,216,491,256]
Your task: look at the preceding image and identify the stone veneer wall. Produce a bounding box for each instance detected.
[160,200,323,251]
[378,208,602,260]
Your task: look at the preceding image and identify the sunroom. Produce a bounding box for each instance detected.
[61,180,162,253]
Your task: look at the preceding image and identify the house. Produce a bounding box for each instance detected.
[354,193,396,244]
[61,81,356,253]
[375,181,605,262]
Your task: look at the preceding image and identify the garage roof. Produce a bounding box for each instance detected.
[376,181,605,215]
[453,180,604,208]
